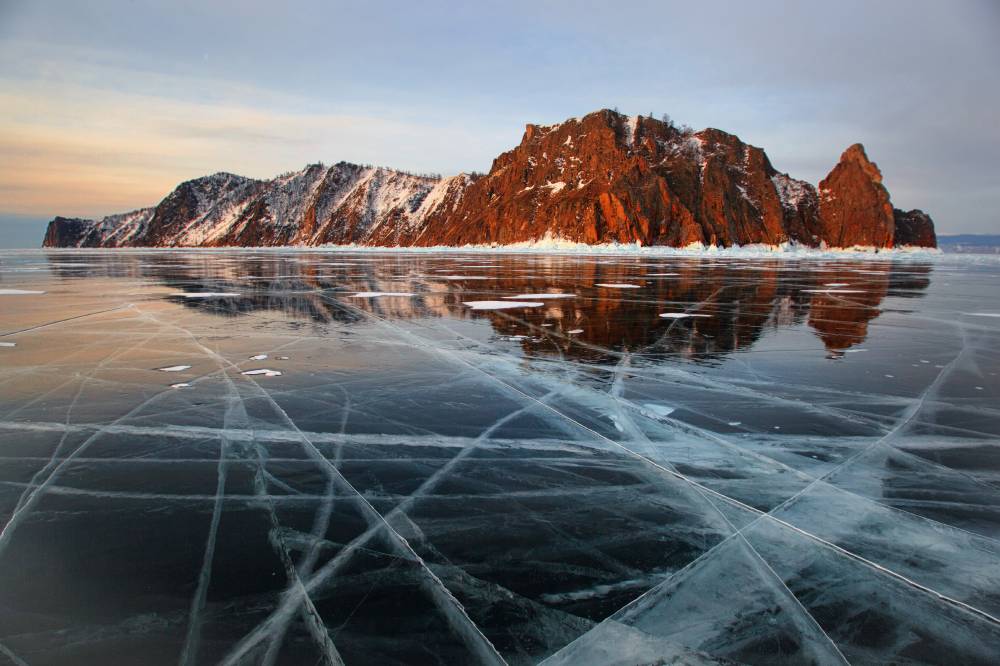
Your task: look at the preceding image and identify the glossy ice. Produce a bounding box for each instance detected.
[1,249,998,665]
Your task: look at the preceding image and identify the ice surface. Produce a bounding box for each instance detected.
[0,289,45,295]
[0,249,998,665]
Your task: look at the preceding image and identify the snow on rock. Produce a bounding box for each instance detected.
[771,173,817,210]
[541,181,567,195]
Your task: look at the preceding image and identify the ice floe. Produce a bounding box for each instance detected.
[502,293,575,299]
[658,313,711,319]
[350,292,416,297]
[463,300,545,310]
[241,369,283,377]
[173,292,241,298]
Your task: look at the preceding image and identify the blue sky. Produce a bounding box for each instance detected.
[1,0,998,246]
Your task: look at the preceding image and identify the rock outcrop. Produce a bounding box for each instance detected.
[817,144,896,248]
[42,110,935,250]
[893,208,937,247]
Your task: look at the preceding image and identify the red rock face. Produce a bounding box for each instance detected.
[817,144,896,248]
[41,109,935,249]
[409,111,809,248]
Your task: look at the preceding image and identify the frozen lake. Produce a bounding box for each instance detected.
[1,249,999,665]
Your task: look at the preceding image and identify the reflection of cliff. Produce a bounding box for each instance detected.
[42,253,932,361]
[808,266,931,354]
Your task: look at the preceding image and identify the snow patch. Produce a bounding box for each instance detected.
[174,292,241,298]
[463,300,545,310]
[502,293,575,299]
[659,313,711,319]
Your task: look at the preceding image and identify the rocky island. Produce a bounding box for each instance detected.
[43,109,936,250]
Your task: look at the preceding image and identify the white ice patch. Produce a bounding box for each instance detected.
[463,300,544,310]
[502,293,575,299]
[350,292,416,298]
[0,289,45,295]
[158,365,192,372]
[242,369,283,377]
[439,275,492,280]
[567,328,584,334]
[658,313,711,319]
[642,403,675,418]
[802,289,866,294]
[596,283,641,289]
[965,312,1000,318]
[249,354,268,361]
[170,383,192,389]
[174,292,241,298]
[0,342,15,347]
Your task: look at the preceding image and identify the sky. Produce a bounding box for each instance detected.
[1,0,998,247]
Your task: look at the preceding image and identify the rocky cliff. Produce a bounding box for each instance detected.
[42,110,935,249]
